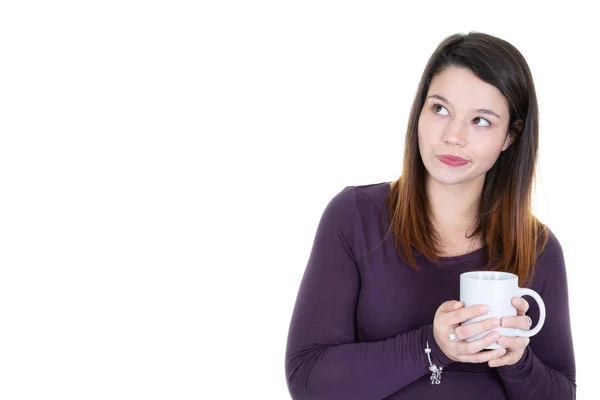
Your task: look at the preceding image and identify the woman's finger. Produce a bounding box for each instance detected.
[445,304,489,326]
[512,297,529,314]
[497,336,529,350]
[437,300,463,313]
[455,317,500,340]
[461,347,507,364]
[457,331,500,355]
[500,315,531,330]
[488,351,519,367]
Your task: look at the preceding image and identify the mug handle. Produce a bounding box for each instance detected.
[514,288,546,337]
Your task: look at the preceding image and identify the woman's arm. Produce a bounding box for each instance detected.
[497,232,577,399]
[284,187,453,400]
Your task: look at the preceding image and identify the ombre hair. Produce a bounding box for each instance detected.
[385,32,548,286]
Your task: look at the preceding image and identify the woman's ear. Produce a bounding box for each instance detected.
[502,119,523,151]
[512,119,524,134]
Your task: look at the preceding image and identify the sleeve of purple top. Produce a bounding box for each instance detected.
[496,232,577,399]
[284,187,454,400]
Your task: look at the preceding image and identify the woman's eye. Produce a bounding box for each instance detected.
[433,104,449,116]
[432,104,490,127]
[473,117,490,127]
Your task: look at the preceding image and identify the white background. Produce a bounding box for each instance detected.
[0,1,597,399]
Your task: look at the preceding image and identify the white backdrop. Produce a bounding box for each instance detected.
[1,1,597,399]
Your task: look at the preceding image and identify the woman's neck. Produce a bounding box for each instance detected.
[425,173,484,250]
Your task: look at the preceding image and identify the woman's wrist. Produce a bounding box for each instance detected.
[426,324,454,368]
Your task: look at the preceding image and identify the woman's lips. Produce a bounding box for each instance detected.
[437,155,469,166]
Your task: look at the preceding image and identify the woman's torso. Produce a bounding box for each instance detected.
[352,182,508,399]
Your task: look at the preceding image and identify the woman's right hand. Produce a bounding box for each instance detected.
[433,300,506,363]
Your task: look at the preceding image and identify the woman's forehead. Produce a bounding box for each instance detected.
[427,66,509,117]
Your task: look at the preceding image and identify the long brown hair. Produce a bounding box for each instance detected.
[386,32,548,286]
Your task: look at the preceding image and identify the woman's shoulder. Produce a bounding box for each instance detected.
[318,182,393,261]
[537,227,564,264]
[343,181,393,211]
[319,181,393,231]
[354,181,393,200]
[325,181,392,208]
[531,227,568,289]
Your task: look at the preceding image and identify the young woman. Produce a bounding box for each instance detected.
[285,32,576,399]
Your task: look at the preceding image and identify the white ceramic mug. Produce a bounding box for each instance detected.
[460,271,546,350]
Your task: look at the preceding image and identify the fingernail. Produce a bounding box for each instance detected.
[491,332,500,340]
[479,305,488,313]
[497,348,506,356]
[491,318,500,327]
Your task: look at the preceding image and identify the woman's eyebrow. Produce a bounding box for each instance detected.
[426,94,501,120]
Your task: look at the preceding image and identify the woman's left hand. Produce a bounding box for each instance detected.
[488,297,532,367]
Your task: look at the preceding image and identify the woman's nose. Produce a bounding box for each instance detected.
[442,119,468,146]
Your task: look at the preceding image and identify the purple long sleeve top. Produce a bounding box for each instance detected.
[285,182,576,399]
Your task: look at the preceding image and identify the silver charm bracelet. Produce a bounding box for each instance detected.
[424,341,443,384]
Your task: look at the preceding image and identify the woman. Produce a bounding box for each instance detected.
[284,32,576,399]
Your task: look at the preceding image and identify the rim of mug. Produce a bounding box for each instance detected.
[461,271,517,281]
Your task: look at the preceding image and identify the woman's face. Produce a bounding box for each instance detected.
[417,66,514,187]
